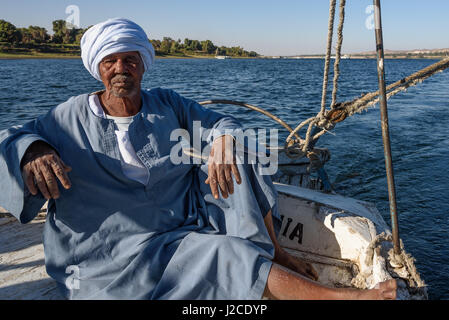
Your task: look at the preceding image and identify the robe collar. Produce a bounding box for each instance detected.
[87,90,147,119]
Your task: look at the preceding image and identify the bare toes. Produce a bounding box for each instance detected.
[378,279,397,300]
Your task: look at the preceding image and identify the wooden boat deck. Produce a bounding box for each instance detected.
[0,208,62,300]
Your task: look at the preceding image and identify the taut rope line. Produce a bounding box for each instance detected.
[286,0,347,153]
[330,0,346,109]
[319,0,337,118]
[198,99,303,143]
[328,56,449,120]
[199,0,449,157]
[198,56,449,154]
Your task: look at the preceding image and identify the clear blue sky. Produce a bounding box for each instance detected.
[1,0,448,55]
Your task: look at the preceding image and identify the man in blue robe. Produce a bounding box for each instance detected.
[0,18,396,300]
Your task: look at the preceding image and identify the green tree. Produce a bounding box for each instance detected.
[52,19,67,43]
[27,26,50,43]
[217,46,227,56]
[160,37,174,53]
[200,40,215,54]
[228,46,244,56]
[170,41,179,54]
[150,39,161,51]
[190,40,201,51]
[52,20,88,44]
[74,29,84,44]
[17,28,32,43]
[63,27,79,44]
[74,26,92,44]
[183,38,192,50]
[0,19,21,43]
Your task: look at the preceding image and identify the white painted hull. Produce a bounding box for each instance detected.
[274,182,427,299]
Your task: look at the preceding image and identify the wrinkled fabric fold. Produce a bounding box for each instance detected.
[0,88,281,299]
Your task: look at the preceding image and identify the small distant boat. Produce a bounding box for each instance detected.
[215,55,230,60]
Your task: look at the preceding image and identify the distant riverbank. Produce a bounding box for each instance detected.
[277,49,449,60]
[2,52,447,60]
[0,52,79,59]
[2,50,448,60]
[0,52,258,60]
[282,55,448,60]
[0,38,258,60]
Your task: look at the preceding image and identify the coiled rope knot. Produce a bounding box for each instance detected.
[285,0,347,156]
[307,150,325,171]
[360,232,427,292]
[316,116,334,130]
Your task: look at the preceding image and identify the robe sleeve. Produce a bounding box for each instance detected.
[161,89,281,224]
[162,89,243,144]
[0,117,57,223]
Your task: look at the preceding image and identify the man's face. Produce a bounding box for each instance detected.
[99,51,145,98]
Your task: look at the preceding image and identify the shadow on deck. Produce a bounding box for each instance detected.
[0,209,63,300]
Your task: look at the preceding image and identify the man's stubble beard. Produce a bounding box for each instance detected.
[109,74,141,98]
[110,86,139,98]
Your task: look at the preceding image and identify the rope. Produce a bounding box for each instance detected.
[198,99,304,143]
[364,232,392,267]
[362,232,426,291]
[319,0,337,117]
[331,56,449,119]
[301,56,449,144]
[287,0,345,152]
[200,59,449,161]
[287,56,449,151]
[199,3,449,161]
[330,0,346,109]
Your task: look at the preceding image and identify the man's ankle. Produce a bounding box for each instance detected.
[273,246,288,263]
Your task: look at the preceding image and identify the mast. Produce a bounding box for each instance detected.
[373,0,401,255]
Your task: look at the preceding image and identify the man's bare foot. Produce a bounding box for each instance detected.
[264,264,398,300]
[274,247,319,281]
[354,279,397,300]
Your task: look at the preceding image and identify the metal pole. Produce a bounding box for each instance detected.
[373,0,401,254]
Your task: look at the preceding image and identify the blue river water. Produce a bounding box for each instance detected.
[0,58,448,299]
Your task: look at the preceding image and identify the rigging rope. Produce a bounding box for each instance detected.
[331,0,346,109]
[199,0,449,160]
[319,0,337,118]
[303,56,449,145]
[198,56,449,156]
[286,0,346,153]
[285,0,449,154]
[330,56,449,119]
[198,99,304,143]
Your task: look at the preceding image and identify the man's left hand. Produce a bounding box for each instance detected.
[205,135,241,199]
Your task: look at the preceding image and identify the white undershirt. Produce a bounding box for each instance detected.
[88,94,149,185]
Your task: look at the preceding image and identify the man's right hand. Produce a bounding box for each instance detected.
[21,141,72,200]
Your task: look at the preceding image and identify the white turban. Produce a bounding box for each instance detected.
[80,18,155,81]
